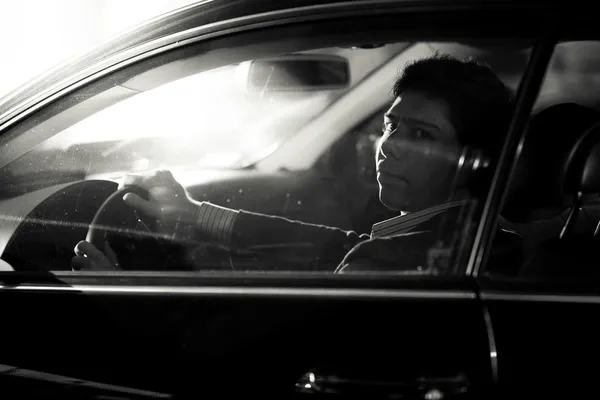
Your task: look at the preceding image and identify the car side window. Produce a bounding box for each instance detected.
[488,40,600,281]
[0,37,530,274]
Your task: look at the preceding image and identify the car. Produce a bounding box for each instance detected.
[0,0,599,398]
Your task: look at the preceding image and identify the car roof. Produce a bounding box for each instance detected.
[0,0,574,126]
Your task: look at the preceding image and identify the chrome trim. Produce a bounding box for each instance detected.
[0,284,476,298]
[0,363,171,398]
[481,292,600,304]
[481,304,499,383]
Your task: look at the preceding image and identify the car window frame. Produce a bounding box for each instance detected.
[0,3,555,287]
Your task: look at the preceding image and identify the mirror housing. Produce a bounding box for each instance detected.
[245,54,350,92]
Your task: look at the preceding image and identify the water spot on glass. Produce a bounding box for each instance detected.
[238,189,243,194]
[297,200,302,205]
[424,389,444,400]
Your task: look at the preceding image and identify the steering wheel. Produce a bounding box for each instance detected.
[86,185,172,270]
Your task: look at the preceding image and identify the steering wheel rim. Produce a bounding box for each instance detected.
[86,184,233,271]
[86,185,165,270]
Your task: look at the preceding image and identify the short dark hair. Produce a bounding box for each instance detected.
[393,54,514,157]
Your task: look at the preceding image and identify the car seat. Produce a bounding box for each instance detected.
[502,103,600,241]
[501,103,600,277]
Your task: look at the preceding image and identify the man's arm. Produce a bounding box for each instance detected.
[73,171,368,271]
[195,202,369,271]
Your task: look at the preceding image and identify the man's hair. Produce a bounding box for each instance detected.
[393,54,514,158]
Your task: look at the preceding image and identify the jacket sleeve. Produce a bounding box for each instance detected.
[229,210,370,271]
[335,231,434,273]
[192,202,369,271]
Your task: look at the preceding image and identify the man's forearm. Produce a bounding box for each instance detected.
[190,201,368,271]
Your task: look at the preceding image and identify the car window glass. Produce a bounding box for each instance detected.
[491,40,600,280]
[0,39,531,274]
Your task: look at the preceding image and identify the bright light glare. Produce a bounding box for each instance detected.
[0,0,198,98]
[44,66,240,146]
[34,63,334,171]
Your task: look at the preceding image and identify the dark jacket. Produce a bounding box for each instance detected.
[226,203,506,273]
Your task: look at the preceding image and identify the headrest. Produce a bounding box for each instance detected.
[562,121,600,196]
[503,103,600,223]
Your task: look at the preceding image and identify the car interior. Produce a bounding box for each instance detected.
[498,102,600,278]
[490,41,600,278]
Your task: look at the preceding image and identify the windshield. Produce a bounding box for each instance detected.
[0,45,402,195]
[43,65,341,169]
[0,66,337,178]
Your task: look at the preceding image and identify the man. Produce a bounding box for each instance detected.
[73,54,515,273]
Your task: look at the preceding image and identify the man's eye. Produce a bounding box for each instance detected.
[414,128,433,141]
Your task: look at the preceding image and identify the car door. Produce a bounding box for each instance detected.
[0,1,547,398]
[477,15,600,397]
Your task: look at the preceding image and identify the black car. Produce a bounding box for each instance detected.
[0,0,599,399]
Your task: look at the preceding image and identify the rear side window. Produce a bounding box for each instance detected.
[489,41,600,281]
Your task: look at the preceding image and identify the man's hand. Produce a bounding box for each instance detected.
[119,170,200,241]
[72,240,121,271]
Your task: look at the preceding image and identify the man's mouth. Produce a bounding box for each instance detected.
[378,171,407,183]
[377,171,408,186]
[376,161,407,182]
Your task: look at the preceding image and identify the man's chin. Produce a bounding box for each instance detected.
[379,191,408,212]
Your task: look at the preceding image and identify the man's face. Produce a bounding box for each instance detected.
[376,90,460,212]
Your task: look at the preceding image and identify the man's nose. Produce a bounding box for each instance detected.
[379,128,407,160]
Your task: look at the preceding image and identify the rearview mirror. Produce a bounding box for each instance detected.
[246,54,350,92]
